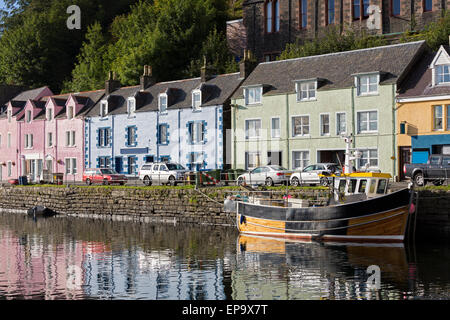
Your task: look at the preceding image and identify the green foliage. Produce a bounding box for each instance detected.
[278,26,387,61]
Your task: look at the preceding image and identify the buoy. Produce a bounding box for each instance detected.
[409,203,416,214]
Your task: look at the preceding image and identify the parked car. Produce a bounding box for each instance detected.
[83,168,127,185]
[404,154,450,186]
[290,163,341,187]
[236,165,292,186]
[138,162,186,186]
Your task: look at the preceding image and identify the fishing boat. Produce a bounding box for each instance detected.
[225,135,415,243]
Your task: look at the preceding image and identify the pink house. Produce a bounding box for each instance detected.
[0,87,52,181]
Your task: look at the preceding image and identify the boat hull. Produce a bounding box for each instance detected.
[236,188,412,243]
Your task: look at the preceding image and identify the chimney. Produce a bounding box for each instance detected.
[140,65,155,91]
[239,49,257,79]
[105,71,121,95]
[200,56,213,83]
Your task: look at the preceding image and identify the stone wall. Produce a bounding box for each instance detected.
[414,189,450,240]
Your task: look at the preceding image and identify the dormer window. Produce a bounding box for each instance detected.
[26,110,32,123]
[46,108,53,121]
[244,86,262,105]
[67,105,74,120]
[356,73,379,96]
[435,65,450,85]
[7,109,12,123]
[127,98,136,117]
[100,100,108,118]
[192,90,202,111]
[295,81,317,101]
[159,94,168,113]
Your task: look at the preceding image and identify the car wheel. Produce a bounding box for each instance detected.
[237,177,245,186]
[85,178,92,186]
[103,179,109,186]
[265,177,274,187]
[291,177,299,187]
[320,177,329,187]
[143,176,152,186]
[413,172,425,187]
[168,175,177,186]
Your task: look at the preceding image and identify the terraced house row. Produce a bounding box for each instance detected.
[0,39,449,182]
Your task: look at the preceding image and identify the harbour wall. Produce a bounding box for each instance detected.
[0,186,448,239]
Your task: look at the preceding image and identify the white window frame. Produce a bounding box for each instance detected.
[127,97,136,118]
[159,94,168,113]
[336,112,347,135]
[25,133,33,149]
[433,105,443,131]
[67,105,74,120]
[295,81,317,102]
[291,115,310,137]
[100,100,108,118]
[192,90,202,111]
[65,157,77,175]
[26,110,32,123]
[47,132,53,148]
[7,109,12,123]
[46,108,53,121]
[435,65,450,85]
[320,113,330,136]
[271,117,281,138]
[358,148,379,169]
[189,121,205,144]
[7,132,11,148]
[65,130,76,147]
[292,150,310,170]
[7,161,12,177]
[357,110,378,133]
[244,86,263,105]
[356,73,379,96]
[245,151,261,170]
[245,118,262,139]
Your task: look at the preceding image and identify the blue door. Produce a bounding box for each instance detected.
[115,157,123,174]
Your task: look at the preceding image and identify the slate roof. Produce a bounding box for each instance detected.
[42,89,105,118]
[86,72,244,117]
[232,40,427,99]
[397,45,450,99]
[12,86,49,101]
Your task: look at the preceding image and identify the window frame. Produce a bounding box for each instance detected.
[188,121,206,144]
[244,86,263,105]
[423,0,432,12]
[296,81,317,102]
[356,73,379,96]
[292,115,310,137]
[100,100,108,118]
[265,0,280,33]
[357,110,378,134]
[336,112,347,135]
[271,117,281,138]
[159,94,168,113]
[127,97,136,118]
[245,151,262,170]
[435,65,450,85]
[433,105,443,131]
[326,0,335,25]
[320,113,330,136]
[65,157,77,175]
[157,124,169,145]
[245,118,262,140]
[391,0,400,16]
[192,90,202,111]
[359,148,379,168]
[65,130,76,147]
[299,0,307,29]
[292,150,310,170]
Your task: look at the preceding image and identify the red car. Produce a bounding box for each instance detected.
[83,168,128,185]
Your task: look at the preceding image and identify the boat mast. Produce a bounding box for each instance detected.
[341,133,361,174]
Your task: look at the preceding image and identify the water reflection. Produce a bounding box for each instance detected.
[0,213,448,300]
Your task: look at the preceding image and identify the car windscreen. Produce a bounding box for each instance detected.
[100,169,116,174]
[166,163,185,170]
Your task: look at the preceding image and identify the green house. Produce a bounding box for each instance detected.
[230,41,426,179]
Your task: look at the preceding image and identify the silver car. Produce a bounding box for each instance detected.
[139,162,186,186]
[290,163,341,186]
[237,165,292,186]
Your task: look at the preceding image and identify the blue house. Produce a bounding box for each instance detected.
[85,67,244,175]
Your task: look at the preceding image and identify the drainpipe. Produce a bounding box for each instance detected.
[232,99,237,169]
[392,84,397,180]
[111,115,114,166]
[351,87,356,149]
[286,94,290,169]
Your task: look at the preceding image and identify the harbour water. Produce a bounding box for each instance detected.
[0,213,449,300]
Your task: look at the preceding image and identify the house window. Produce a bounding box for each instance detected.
[271,118,281,138]
[188,121,205,144]
[245,152,261,170]
[423,0,432,12]
[357,74,379,95]
[353,0,370,19]
[244,87,262,105]
[100,101,108,117]
[65,158,77,175]
[7,133,11,148]
[265,1,280,33]
[67,106,74,119]
[26,110,32,123]
[47,108,53,121]
[327,0,335,24]
[391,0,400,15]
[7,161,12,177]
[98,128,111,147]
[435,65,450,85]
[188,152,205,170]
[127,98,136,117]
[245,119,262,139]
[336,112,346,135]
[7,109,12,123]
[47,132,53,147]
[128,156,136,174]
[296,81,316,101]
[320,114,330,136]
[292,151,309,169]
[192,91,202,110]
[99,156,111,168]
[357,111,378,133]
[65,130,76,147]
[158,124,168,144]
[359,149,378,168]
[25,134,33,149]
[447,105,450,131]
[159,94,168,113]
[299,0,307,28]
[127,126,137,146]
[433,105,443,130]
[292,116,310,136]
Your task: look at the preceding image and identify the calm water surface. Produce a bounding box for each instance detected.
[0,213,449,300]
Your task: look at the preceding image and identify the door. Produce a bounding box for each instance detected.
[115,157,123,174]
[267,151,282,166]
[399,147,411,181]
[128,156,136,175]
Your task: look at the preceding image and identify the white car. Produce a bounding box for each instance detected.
[290,163,341,187]
[138,162,186,186]
[236,165,292,187]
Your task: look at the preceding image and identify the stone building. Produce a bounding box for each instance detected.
[242,0,448,61]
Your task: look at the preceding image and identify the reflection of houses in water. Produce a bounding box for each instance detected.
[232,236,412,300]
[0,230,85,299]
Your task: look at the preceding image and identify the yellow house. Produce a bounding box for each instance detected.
[396,45,450,180]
